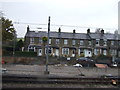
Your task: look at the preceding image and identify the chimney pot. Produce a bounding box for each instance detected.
[73,29,76,33]
[101,29,104,35]
[58,27,61,32]
[27,25,30,32]
[87,28,90,34]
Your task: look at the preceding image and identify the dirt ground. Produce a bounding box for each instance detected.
[2,64,119,77]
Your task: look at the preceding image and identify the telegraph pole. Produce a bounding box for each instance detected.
[44,16,50,74]
[13,31,15,57]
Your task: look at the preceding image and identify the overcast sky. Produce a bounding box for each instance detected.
[1,0,120,37]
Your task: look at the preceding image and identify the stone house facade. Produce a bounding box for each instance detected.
[24,26,120,58]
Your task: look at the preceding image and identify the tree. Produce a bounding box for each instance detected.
[42,37,47,42]
[1,17,16,44]
[16,39,24,51]
[42,37,47,56]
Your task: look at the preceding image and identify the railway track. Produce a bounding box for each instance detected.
[2,74,120,85]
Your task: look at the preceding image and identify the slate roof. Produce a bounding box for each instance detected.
[25,31,120,40]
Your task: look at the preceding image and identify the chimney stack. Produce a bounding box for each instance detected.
[87,28,90,34]
[73,29,76,33]
[101,29,104,35]
[58,27,61,33]
[27,25,30,32]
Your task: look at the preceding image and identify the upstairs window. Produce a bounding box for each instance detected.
[30,38,34,44]
[39,38,42,44]
[88,40,92,46]
[72,40,76,45]
[56,39,60,44]
[96,39,100,46]
[103,39,107,46]
[80,40,84,45]
[64,39,68,45]
[111,41,114,45]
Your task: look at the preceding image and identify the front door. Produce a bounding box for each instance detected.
[55,49,59,56]
[72,50,75,57]
[38,49,42,56]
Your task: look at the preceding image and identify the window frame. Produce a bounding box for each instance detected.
[62,48,69,55]
[56,39,60,44]
[39,38,42,44]
[96,39,100,46]
[88,40,92,46]
[72,40,76,45]
[28,46,35,52]
[80,40,84,45]
[64,39,68,45]
[30,37,34,44]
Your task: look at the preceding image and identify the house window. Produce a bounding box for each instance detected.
[88,40,91,46]
[64,39,68,45]
[28,46,35,52]
[103,50,107,55]
[110,49,117,56]
[80,40,84,45]
[110,49,114,55]
[39,38,42,44]
[96,39,99,46]
[30,38,34,44]
[94,49,99,55]
[56,39,60,44]
[104,40,107,46]
[111,41,114,45]
[79,49,84,55]
[49,39,51,44]
[62,48,69,55]
[72,40,76,45]
[45,48,53,54]
[119,51,120,57]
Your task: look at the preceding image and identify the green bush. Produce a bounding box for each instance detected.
[15,51,37,57]
[3,51,37,57]
[3,51,13,56]
[96,54,112,60]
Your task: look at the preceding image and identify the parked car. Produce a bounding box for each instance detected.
[110,58,120,67]
[73,63,83,67]
[0,68,7,74]
[76,57,95,67]
[114,58,120,64]
[110,63,117,67]
[76,57,94,61]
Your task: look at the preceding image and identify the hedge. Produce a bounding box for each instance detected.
[15,51,37,57]
[3,51,37,57]
[95,54,112,60]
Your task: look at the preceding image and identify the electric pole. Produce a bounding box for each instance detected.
[44,16,50,74]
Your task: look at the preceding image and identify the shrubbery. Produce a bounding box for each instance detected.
[15,51,37,57]
[95,54,112,60]
[3,51,37,57]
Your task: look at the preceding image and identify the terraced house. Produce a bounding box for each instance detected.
[24,26,120,58]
